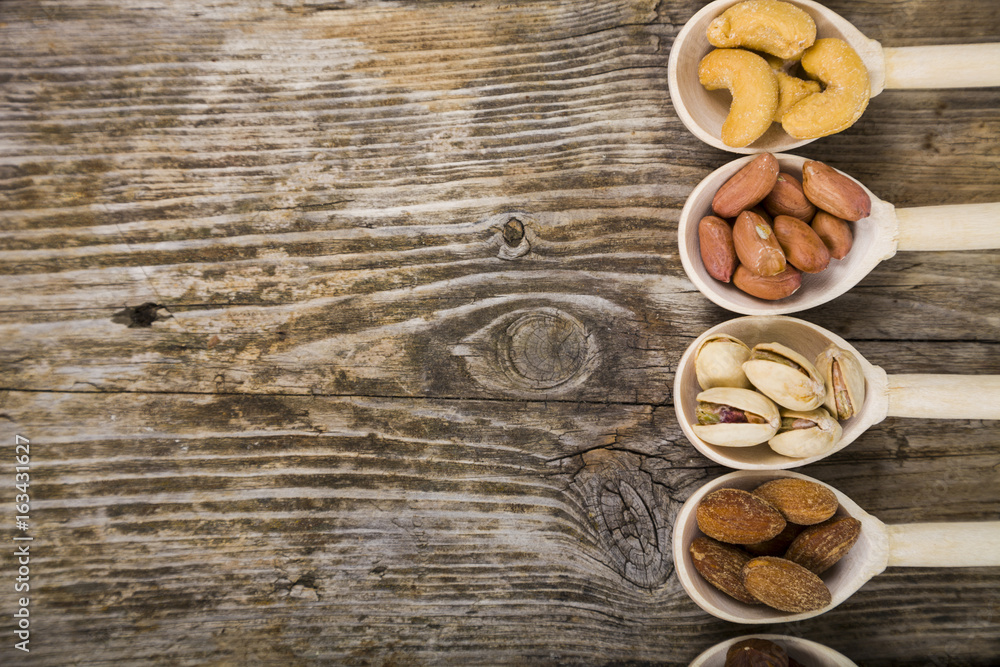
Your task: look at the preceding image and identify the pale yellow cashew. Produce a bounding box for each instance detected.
[773,70,821,122]
[707,0,817,60]
[699,48,780,148]
[781,38,871,139]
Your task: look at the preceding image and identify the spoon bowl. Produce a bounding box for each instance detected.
[678,153,1000,315]
[674,315,1000,469]
[689,634,857,667]
[673,469,1000,624]
[667,0,1000,153]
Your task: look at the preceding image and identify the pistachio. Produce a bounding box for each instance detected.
[692,387,780,447]
[695,334,753,390]
[768,407,842,458]
[814,344,866,419]
[742,342,826,411]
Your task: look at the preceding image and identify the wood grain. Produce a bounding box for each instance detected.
[1,0,999,665]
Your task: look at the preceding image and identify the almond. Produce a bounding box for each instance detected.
[696,487,786,545]
[811,211,853,260]
[734,210,786,277]
[773,215,830,274]
[690,536,761,605]
[785,516,862,574]
[745,522,805,557]
[751,478,838,526]
[802,160,871,222]
[733,264,802,300]
[699,215,738,283]
[713,152,780,218]
[763,172,816,222]
[742,556,832,613]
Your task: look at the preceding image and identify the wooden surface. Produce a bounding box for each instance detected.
[1,0,998,664]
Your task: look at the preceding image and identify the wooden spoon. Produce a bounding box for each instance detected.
[678,153,1000,316]
[673,469,1000,624]
[667,0,1000,153]
[689,633,857,667]
[674,315,1000,470]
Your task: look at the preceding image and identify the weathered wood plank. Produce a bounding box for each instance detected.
[2,391,999,665]
[0,0,999,664]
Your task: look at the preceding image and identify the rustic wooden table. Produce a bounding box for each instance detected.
[2,1,998,665]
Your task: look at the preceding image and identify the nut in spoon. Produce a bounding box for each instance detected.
[674,315,1000,469]
[667,0,1000,153]
[673,469,1000,624]
[678,153,1000,315]
[689,634,857,667]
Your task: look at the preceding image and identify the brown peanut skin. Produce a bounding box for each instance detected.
[733,264,802,300]
[774,215,830,273]
[734,210,786,277]
[699,215,738,283]
[802,160,871,221]
[713,152,780,218]
[764,172,816,222]
[811,210,853,259]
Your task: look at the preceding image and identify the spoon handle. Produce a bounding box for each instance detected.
[887,522,1000,567]
[886,374,1000,419]
[882,43,1000,90]
[895,202,1000,251]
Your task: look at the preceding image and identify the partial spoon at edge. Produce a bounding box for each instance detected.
[667,0,1000,154]
[689,634,857,667]
[673,469,1000,624]
[673,315,1000,470]
[678,152,1000,316]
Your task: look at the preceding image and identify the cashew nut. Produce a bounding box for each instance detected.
[699,48,779,148]
[773,70,822,122]
[707,0,817,60]
[781,38,871,140]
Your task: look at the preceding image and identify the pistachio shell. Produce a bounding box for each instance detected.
[768,407,843,458]
[815,344,866,420]
[743,342,826,411]
[695,334,752,390]
[692,387,780,447]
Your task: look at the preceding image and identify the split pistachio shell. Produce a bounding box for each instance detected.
[742,342,826,411]
[695,334,753,390]
[815,343,866,420]
[768,407,843,458]
[692,387,780,447]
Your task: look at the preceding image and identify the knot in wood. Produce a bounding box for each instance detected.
[499,310,591,390]
[496,214,530,260]
[502,217,525,247]
[574,449,676,589]
[111,302,167,328]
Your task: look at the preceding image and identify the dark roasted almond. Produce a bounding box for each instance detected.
[742,556,832,613]
[785,516,862,574]
[697,487,786,545]
[690,536,761,605]
[752,478,838,526]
